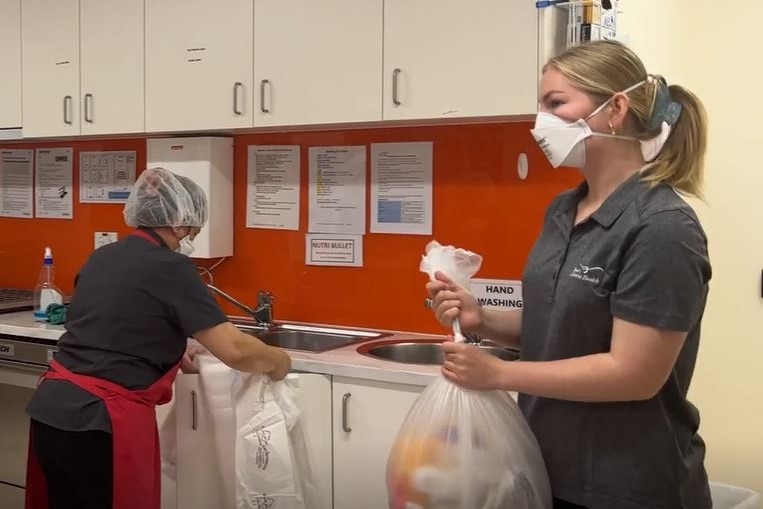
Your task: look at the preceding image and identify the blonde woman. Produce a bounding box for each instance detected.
[428,40,711,509]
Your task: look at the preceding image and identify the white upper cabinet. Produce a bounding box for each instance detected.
[145,0,255,132]
[21,0,144,138]
[21,0,80,138]
[80,0,145,135]
[253,0,383,127]
[383,0,539,120]
[0,0,22,130]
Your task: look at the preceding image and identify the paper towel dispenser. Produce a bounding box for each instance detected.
[147,136,233,258]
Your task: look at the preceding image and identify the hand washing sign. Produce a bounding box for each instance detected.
[470,278,523,309]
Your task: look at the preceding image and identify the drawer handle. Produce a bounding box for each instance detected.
[191,390,198,431]
[341,392,352,432]
[63,95,73,125]
[392,68,402,106]
[84,93,93,123]
[233,82,243,116]
[260,79,271,113]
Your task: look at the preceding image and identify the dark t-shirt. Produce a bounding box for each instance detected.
[26,229,227,432]
[519,174,712,509]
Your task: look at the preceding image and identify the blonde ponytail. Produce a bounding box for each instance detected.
[641,85,708,198]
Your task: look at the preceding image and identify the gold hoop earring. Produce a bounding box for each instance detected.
[608,122,616,135]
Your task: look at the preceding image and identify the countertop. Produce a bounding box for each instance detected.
[0,311,442,386]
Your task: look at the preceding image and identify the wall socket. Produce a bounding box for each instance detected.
[94,232,118,249]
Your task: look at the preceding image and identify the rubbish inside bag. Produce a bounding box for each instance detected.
[386,364,552,509]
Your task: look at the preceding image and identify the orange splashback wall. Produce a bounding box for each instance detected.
[0,123,579,333]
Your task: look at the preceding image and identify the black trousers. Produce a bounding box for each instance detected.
[554,498,589,508]
[30,419,113,509]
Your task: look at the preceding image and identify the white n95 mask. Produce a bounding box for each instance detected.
[530,79,675,168]
[531,112,593,168]
[177,237,195,257]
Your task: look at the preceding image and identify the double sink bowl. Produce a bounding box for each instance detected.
[233,321,519,366]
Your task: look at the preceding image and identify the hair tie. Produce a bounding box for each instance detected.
[646,74,682,130]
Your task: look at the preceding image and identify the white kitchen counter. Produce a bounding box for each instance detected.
[0,312,442,386]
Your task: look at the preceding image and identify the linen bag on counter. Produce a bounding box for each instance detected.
[385,240,552,509]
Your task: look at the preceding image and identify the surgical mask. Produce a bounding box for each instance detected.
[176,236,195,257]
[531,79,680,168]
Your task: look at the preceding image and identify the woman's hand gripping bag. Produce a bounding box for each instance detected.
[386,239,552,509]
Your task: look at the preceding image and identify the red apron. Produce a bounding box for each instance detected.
[26,360,180,509]
[26,229,181,509]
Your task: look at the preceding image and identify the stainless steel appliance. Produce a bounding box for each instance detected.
[0,335,57,509]
[0,289,34,314]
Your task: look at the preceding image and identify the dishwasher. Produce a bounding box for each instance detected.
[0,334,57,509]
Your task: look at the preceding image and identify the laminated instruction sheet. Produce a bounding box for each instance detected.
[0,149,33,218]
[370,142,433,235]
[35,148,73,219]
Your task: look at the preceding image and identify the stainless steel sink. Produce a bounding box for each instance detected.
[235,323,387,352]
[358,339,519,365]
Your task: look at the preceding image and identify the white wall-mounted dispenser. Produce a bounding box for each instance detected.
[147,136,234,258]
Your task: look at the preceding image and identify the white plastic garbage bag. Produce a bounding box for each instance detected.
[419,240,482,292]
[386,240,552,509]
[158,403,178,480]
[233,372,320,509]
[387,377,552,509]
[710,482,760,509]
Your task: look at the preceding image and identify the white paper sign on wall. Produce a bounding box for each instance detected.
[470,278,523,310]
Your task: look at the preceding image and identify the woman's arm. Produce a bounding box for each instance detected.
[443,317,686,401]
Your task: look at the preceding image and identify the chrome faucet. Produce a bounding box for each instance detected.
[206,284,274,327]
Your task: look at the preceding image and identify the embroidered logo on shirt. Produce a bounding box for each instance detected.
[569,263,604,284]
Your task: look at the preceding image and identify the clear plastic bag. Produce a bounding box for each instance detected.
[419,240,483,291]
[387,239,552,508]
[387,377,552,509]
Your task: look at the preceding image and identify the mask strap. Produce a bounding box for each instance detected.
[585,79,647,122]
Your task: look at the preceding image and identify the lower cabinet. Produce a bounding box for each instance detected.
[331,377,424,509]
[163,372,426,509]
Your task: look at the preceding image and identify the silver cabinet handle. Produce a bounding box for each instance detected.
[84,93,93,123]
[341,392,352,432]
[191,390,198,430]
[260,79,271,113]
[63,95,73,125]
[233,82,243,116]
[392,68,402,106]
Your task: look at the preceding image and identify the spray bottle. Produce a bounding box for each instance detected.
[33,247,63,322]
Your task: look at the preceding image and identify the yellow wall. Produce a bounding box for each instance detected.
[621,0,763,496]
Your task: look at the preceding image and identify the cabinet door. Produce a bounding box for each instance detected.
[294,373,333,509]
[383,0,538,120]
[253,0,382,126]
[80,0,144,135]
[332,377,424,509]
[145,0,254,132]
[175,374,236,509]
[0,0,22,129]
[21,0,80,138]
[0,483,24,509]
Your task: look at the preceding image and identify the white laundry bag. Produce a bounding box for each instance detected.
[385,240,552,509]
[158,354,319,509]
[233,372,320,509]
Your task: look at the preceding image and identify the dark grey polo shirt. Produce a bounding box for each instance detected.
[26,228,227,432]
[519,173,712,509]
